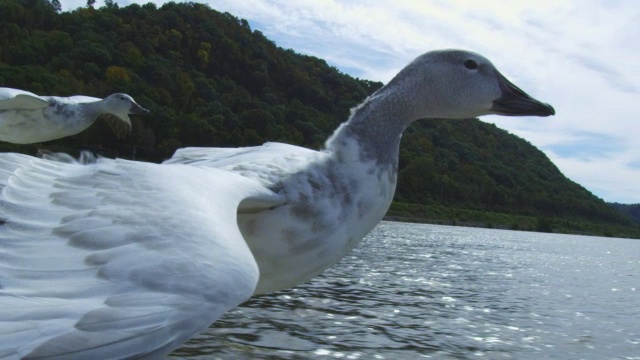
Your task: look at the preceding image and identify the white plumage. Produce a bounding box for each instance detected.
[0,88,149,144]
[0,50,554,358]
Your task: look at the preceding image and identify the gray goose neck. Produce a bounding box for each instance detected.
[81,101,103,119]
[326,84,417,169]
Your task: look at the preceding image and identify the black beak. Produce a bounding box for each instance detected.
[130,102,150,115]
[491,71,555,117]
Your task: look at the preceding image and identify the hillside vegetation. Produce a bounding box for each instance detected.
[1,0,638,238]
[609,203,640,223]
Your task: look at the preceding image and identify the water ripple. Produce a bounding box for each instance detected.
[172,222,640,359]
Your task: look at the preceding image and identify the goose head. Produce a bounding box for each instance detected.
[386,49,555,121]
[102,93,150,123]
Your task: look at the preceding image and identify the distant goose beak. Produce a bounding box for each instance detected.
[130,102,150,115]
[491,71,555,117]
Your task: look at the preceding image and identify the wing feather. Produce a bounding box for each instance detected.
[0,88,49,110]
[0,153,283,358]
[164,142,326,193]
[63,95,101,104]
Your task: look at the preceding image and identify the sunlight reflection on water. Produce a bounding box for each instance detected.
[171,221,640,359]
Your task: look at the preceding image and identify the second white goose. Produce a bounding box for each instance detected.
[0,88,149,144]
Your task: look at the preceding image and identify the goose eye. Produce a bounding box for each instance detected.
[464,59,478,70]
[120,96,125,100]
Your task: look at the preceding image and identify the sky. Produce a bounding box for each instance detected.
[61,0,640,204]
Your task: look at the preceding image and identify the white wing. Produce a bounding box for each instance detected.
[0,88,49,110]
[63,95,102,104]
[164,142,327,190]
[165,142,317,167]
[0,153,283,359]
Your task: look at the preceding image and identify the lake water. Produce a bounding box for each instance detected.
[170,221,639,359]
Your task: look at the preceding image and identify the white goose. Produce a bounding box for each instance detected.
[0,88,149,144]
[0,50,553,359]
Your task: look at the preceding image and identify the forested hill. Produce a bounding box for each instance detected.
[609,203,640,223]
[0,1,637,238]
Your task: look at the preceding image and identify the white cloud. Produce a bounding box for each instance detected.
[59,0,640,203]
[549,151,640,203]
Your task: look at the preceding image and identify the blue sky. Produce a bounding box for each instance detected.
[61,0,640,204]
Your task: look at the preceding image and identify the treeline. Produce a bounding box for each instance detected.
[395,119,627,222]
[609,203,640,223]
[0,0,637,237]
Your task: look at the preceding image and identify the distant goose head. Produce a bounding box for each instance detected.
[92,93,150,139]
[380,49,555,121]
[101,93,150,123]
